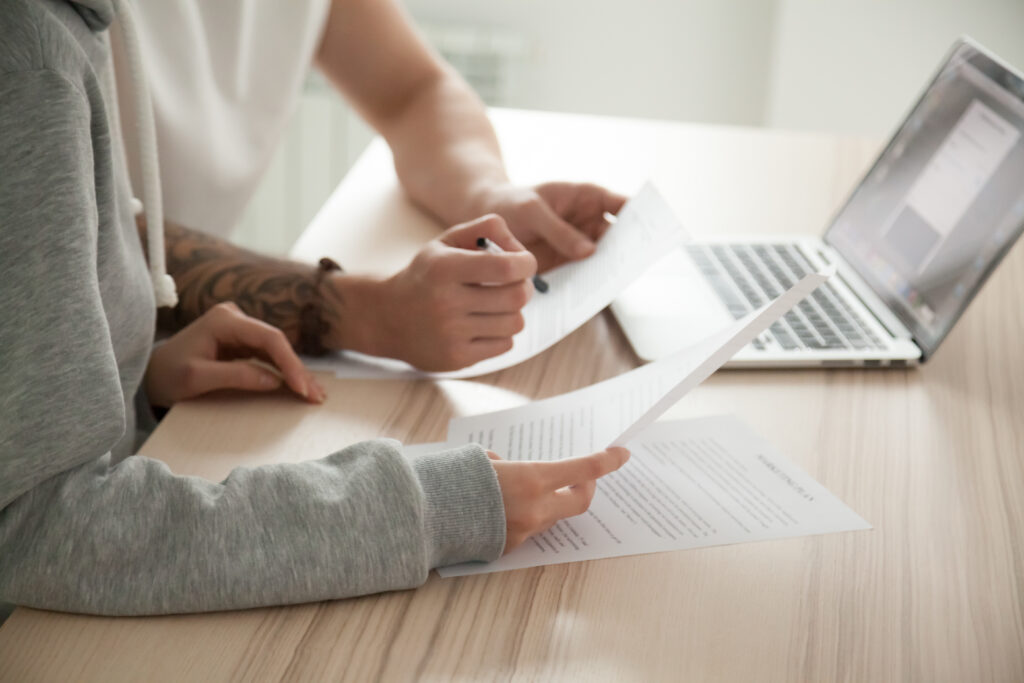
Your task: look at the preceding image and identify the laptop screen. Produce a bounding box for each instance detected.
[825,40,1024,360]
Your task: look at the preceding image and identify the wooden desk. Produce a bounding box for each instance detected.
[2,109,1022,682]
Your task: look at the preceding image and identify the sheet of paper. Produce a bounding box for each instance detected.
[444,267,830,460]
[303,182,688,379]
[438,415,870,577]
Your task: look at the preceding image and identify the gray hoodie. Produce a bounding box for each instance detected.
[0,0,505,616]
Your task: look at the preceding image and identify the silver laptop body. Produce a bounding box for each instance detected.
[612,39,1024,368]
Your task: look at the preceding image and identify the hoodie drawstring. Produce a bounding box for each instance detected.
[111,0,177,308]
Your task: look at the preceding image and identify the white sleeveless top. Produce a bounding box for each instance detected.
[113,0,331,237]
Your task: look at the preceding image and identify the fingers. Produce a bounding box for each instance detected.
[493,448,631,554]
[440,249,537,285]
[463,279,533,313]
[180,358,328,404]
[248,358,327,403]
[443,317,524,369]
[442,213,529,253]
[539,447,631,490]
[593,190,628,242]
[467,312,525,340]
[459,337,515,367]
[533,201,596,260]
[207,303,323,402]
[184,359,283,396]
[551,478,598,520]
[599,188,628,216]
[531,182,628,254]
[437,214,537,285]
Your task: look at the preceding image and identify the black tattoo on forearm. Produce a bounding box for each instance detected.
[144,220,326,347]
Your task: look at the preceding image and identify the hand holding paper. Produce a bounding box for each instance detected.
[490,447,631,552]
[446,265,833,459]
[608,265,834,448]
[439,415,870,577]
[403,237,860,575]
[305,183,687,379]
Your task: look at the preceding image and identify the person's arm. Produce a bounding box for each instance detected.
[0,67,504,614]
[314,0,628,272]
[314,0,502,228]
[2,199,616,615]
[0,66,630,615]
[151,218,336,344]
[156,214,538,371]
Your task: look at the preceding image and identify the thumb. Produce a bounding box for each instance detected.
[534,202,595,259]
[187,359,282,396]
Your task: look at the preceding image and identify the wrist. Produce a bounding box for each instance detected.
[452,177,515,224]
[143,341,175,408]
[413,444,506,567]
[321,272,392,356]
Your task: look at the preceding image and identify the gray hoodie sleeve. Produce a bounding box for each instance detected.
[0,441,506,615]
[0,64,505,616]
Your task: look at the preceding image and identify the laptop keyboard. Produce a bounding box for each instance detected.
[687,243,886,352]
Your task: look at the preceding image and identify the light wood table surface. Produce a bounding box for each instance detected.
[1,109,1022,682]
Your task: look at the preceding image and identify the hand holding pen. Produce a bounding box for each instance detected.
[477,237,549,293]
[475,210,623,293]
[356,214,538,371]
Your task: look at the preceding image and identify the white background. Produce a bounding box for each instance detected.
[235,0,1024,254]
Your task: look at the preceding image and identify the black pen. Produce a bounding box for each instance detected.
[476,237,549,293]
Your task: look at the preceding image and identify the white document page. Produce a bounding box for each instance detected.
[438,415,870,577]
[304,182,688,379]
[445,267,830,461]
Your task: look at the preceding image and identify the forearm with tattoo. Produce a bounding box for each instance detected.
[142,219,328,349]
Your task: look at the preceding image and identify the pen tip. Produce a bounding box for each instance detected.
[476,237,487,248]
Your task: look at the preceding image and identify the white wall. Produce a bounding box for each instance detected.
[767,0,1024,135]
[234,0,1024,254]
[236,82,373,255]
[236,0,781,252]
[404,0,779,125]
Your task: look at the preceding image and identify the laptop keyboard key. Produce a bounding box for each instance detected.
[770,323,800,350]
[699,242,892,354]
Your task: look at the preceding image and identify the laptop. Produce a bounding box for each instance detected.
[612,38,1024,368]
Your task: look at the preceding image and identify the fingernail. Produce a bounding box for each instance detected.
[574,241,594,258]
[260,373,278,388]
